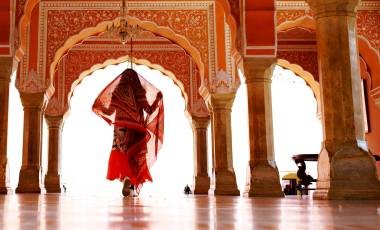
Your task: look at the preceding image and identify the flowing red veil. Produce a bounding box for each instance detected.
[92,68,164,191]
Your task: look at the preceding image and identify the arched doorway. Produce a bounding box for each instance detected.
[61,62,194,196]
[231,65,323,193]
[271,65,322,184]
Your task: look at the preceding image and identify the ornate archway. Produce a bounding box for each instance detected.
[13,0,239,195]
[18,1,216,95]
[277,59,321,118]
[42,29,210,193]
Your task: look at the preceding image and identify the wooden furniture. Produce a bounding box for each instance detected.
[292,154,318,196]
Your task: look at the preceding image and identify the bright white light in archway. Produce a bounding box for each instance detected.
[7,72,23,189]
[61,63,193,197]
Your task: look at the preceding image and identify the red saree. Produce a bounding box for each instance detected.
[92,69,164,193]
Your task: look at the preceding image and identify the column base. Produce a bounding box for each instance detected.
[209,170,240,196]
[0,162,12,194]
[314,145,380,200]
[193,175,210,194]
[244,162,284,197]
[314,187,380,200]
[16,167,45,193]
[0,187,13,194]
[44,173,62,193]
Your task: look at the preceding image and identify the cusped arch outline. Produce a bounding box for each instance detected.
[277,59,321,118]
[65,55,189,116]
[277,15,316,32]
[51,17,205,90]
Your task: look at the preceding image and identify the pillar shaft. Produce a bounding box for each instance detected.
[0,57,13,194]
[306,0,380,199]
[190,115,210,194]
[16,92,47,193]
[207,93,239,195]
[243,58,283,197]
[44,115,64,193]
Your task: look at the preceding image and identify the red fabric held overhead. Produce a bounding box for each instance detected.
[92,68,164,193]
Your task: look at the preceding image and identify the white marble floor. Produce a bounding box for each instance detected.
[0,194,380,229]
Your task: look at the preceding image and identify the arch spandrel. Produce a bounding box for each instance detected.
[32,1,216,93]
[276,50,318,83]
[357,10,380,55]
[48,16,205,86]
[189,62,209,117]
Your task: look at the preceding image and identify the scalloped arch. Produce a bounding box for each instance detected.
[277,15,316,32]
[277,59,321,118]
[65,56,189,116]
[51,17,204,90]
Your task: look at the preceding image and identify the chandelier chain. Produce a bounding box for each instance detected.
[107,0,142,69]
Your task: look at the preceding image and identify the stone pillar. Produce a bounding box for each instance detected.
[306,0,380,199]
[189,115,210,194]
[0,57,14,194]
[44,115,64,193]
[207,93,239,195]
[16,92,47,193]
[243,58,283,197]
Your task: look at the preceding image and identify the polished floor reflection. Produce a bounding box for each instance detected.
[0,194,380,229]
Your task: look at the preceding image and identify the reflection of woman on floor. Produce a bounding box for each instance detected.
[92,68,164,196]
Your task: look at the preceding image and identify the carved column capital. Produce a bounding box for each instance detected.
[189,115,210,130]
[306,0,360,18]
[243,58,276,84]
[20,92,48,109]
[0,57,14,82]
[45,115,64,129]
[206,92,236,111]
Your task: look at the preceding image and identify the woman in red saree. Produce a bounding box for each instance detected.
[92,68,164,196]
